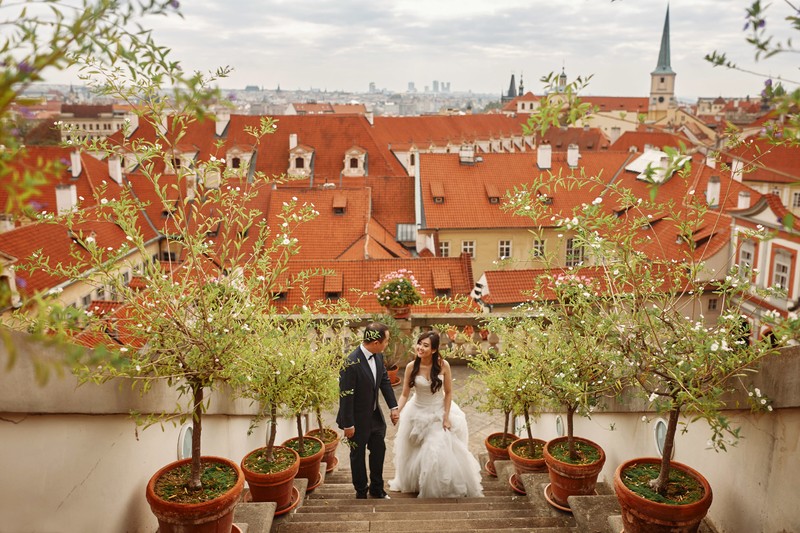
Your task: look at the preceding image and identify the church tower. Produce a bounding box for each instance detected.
[648,6,676,121]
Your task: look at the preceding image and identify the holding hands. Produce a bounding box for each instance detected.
[390,408,400,425]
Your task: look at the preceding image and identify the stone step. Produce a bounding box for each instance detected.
[287,509,572,523]
[274,517,576,532]
[296,501,536,513]
[300,495,530,506]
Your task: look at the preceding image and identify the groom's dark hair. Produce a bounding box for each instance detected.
[363,322,389,343]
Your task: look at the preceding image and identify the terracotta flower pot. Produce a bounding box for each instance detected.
[507,438,547,494]
[614,457,713,533]
[543,436,606,509]
[386,364,402,386]
[241,446,299,513]
[146,456,244,533]
[484,432,519,477]
[305,428,341,473]
[282,436,325,491]
[386,305,411,319]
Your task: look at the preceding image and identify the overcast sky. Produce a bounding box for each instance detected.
[49,0,800,99]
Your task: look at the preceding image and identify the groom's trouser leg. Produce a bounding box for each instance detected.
[367,408,387,493]
[350,439,368,493]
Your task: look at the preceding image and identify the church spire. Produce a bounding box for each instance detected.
[652,5,674,75]
[507,74,517,98]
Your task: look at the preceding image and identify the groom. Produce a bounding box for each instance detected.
[337,322,400,499]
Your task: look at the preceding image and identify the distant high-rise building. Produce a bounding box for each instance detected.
[433,80,440,93]
[408,82,416,93]
[369,82,377,94]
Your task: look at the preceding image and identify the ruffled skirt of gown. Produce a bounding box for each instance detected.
[388,377,483,498]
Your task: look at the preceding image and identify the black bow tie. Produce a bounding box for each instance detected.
[367,354,375,360]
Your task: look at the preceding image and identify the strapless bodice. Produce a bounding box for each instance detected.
[412,375,444,407]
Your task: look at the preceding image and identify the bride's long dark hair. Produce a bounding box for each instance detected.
[409,331,443,393]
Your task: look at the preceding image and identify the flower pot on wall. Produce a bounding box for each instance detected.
[507,438,547,494]
[386,305,411,319]
[241,446,300,515]
[484,432,519,477]
[614,457,713,533]
[543,436,605,510]
[305,428,341,473]
[386,364,402,386]
[282,436,325,491]
[145,456,244,533]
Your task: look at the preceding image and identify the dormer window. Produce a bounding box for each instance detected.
[431,181,445,204]
[324,272,343,301]
[231,157,241,169]
[342,146,367,177]
[172,157,181,169]
[289,145,314,177]
[485,184,501,204]
[333,193,347,215]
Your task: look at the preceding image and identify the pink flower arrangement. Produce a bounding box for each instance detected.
[374,269,424,307]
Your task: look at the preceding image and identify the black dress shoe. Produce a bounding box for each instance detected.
[356,491,368,499]
[370,490,391,499]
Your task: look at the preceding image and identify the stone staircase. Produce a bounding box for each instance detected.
[232,458,718,533]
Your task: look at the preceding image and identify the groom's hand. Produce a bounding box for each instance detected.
[390,408,399,425]
[344,427,355,438]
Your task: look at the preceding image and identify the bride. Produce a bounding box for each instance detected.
[388,331,483,498]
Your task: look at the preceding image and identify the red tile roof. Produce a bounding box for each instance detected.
[419,151,635,229]
[273,255,477,314]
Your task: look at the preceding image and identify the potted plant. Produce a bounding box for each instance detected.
[503,155,784,530]
[276,309,346,491]
[373,269,424,318]
[480,317,548,494]
[14,40,322,529]
[377,313,413,386]
[523,272,624,510]
[466,336,521,477]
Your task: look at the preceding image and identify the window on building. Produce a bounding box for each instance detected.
[232,157,241,169]
[771,186,781,197]
[410,153,416,166]
[565,238,585,267]
[439,241,450,258]
[462,240,475,259]
[773,251,791,291]
[708,298,718,311]
[295,157,304,169]
[793,192,800,209]
[532,239,545,258]
[349,157,358,169]
[739,240,755,278]
[325,292,340,301]
[498,240,512,259]
[172,157,181,170]
[121,271,130,286]
[81,293,92,308]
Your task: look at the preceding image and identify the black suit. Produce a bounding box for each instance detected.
[336,345,398,496]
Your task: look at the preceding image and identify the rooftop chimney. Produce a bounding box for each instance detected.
[56,184,78,214]
[108,154,123,185]
[567,144,580,168]
[705,152,717,169]
[537,144,552,169]
[214,108,230,137]
[706,175,721,208]
[70,150,82,178]
[365,112,374,125]
[459,144,475,164]
[737,190,751,209]
[731,158,743,182]
[289,133,298,150]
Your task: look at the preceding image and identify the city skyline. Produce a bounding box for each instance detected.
[34,0,800,100]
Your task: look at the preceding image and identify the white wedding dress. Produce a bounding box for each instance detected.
[389,375,483,498]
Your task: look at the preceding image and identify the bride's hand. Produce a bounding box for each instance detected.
[443,417,451,431]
